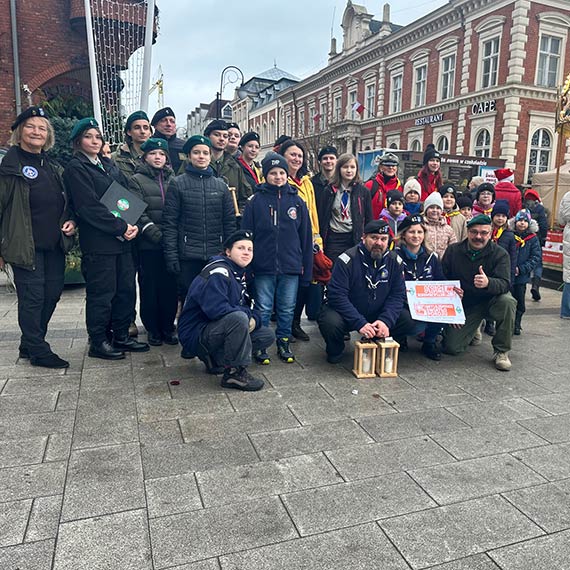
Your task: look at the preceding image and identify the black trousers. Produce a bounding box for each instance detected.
[12,249,65,358]
[178,259,207,302]
[325,231,355,264]
[138,250,178,335]
[512,283,527,315]
[81,251,135,344]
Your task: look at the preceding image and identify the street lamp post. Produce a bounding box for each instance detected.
[216,65,245,120]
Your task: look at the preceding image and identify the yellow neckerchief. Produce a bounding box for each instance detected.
[444,209,461,217]
[514,234,526,247]
[492,226,504,242]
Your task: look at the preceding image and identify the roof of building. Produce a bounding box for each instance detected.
[254,66,300,82]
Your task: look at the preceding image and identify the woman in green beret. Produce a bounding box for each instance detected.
[0,106,76,368]
[63,117,149,360]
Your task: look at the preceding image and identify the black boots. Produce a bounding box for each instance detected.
[113,335,150,353]
[530,277,541,301]
[514,311,523,335]
[292,319,310,341]
[89,340,125,360]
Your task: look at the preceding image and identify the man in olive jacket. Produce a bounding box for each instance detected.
[442,214,516,371]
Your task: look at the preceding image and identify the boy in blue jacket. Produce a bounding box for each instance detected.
[177,230,274,391]
[318,219,406,363]
[241,153,313,363]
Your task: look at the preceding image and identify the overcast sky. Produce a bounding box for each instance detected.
[149,0,449,122]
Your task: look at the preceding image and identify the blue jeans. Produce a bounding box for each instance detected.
[562,283,570,318]
[255,274,299,339]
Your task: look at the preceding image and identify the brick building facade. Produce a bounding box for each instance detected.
[237,0,570,184]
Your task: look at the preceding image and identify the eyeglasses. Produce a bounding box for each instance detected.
[468,229,491,237]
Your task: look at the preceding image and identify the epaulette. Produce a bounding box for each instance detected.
[338,252,351,265]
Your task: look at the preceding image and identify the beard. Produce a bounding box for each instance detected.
[370,248,384,260]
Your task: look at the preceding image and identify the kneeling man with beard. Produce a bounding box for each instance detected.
[318,220,406,363]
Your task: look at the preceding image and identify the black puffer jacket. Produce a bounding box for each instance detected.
[128,162,175,251]
[162,164,236,267]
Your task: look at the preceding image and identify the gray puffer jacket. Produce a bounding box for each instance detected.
[162,164,236,267]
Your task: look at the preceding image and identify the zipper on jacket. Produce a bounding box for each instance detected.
[275,190,280,274]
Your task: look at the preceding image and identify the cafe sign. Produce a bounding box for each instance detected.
[472,99,496,114]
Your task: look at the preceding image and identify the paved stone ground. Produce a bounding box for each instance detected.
[0,279,569,570]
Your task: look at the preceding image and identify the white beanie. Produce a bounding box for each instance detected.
[423,191,443,210]
[403,178,421,197]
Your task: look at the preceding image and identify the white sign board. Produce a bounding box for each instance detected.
[405,280,465,325]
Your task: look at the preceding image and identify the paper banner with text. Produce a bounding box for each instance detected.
[405,280,465,325]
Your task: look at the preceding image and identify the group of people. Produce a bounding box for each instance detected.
[0,104,564,392]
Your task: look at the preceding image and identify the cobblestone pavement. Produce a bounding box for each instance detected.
[0,281,569,570]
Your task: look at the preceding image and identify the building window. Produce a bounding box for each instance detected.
[528,129,552,179]
[411,139,421,151]
[366,84,375,119]
[441,54,455,100]
[309,106,316,133]
[437,135,449,153]
[349,90,357,120]
[391,74,403,114]
[299,109,305,135]
[537,35,561,88]
[414,65,427,108]
[320,101,328,130]
[481,37,500,88]
[474,129,491,157]
[285,113,291,135]
[389,143,398,149]
[270,119,275,143]
[334,95,342,122]
[262,122,268,145]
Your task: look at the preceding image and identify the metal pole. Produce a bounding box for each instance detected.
[551,129,567,229]
[9,0,22,115]
[139,0,155,111]
[84,0,102,126]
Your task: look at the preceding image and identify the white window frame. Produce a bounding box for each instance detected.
[536,34,562,88]
[319,99,328,130]
[536,13,570,89]
[527,128,553,181]
[285,113,291,136]
[469,113,495,157]
[474,129,492,157]
[309,105,316,133]
[365,83,376,119]
[524,111,558,182]
[348,90,358,120]
[475,17,505,90]
[412,63,427,108]
[407,128,424,152]
[439,52,456,101]
[333,94,342,122]
[385,132,401,149]
[298,109,305,136]
[391,72,403,114]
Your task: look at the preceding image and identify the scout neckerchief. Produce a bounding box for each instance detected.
[358,245,386,300]
[492,226,504,242]
[514,232,536,248]
[443,209,461,226]
[340,188,350,220]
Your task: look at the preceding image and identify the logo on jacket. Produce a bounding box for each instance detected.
[117,199,130,211]
[380,268,389,280]
[287,207,297,220]
[22,166,38,179]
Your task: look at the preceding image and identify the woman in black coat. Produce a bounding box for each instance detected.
[128,138,177,346]
[63,117,149,360]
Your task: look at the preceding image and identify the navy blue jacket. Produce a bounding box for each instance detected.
[241,182,313,285]
[178,256,261,356]
[326,243,406,331]
[394,245,445,282]
[513,231,541,285]
[494,228,517,285]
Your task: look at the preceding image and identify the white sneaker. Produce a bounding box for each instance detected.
[470,329,483,346]
[493,351,511,371]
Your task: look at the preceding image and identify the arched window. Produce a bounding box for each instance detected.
[411,139,421,152]
[262,122,268,145]
[389,143,398,149]
[474,129,491,157]
[528,129,552,180]
[269,119,275,143]
[437,135,449,153]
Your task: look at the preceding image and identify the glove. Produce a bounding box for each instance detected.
[248,317,256,333]
[166,261,180,275]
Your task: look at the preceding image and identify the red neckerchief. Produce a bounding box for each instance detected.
[515,232,537,247]
[443,210,460,226]
[237,157,260,185]
[492,226,505,242]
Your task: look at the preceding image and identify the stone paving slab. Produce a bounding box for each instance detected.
[168,561,221,570]
[53,509,152,570]
[409,454,546,505]
[149,496,298,568]
[0,410,74,441]
[137,394,233,422]
[427,554,501,569]
[358,408,470,442]
[145,473,202,518]
[444,399,552,427]
[0,461,67,502]
[511,442,570,480]
[282,471,436,536]
[141,436,259,479]
[61,442,145,521]
[0,436,47,468]
[503,479,570,533]
[249,420,373,460]
[0,498,32,547]
[325,436,456,480]
[0,539,55,570]
[1,374,81,395]
[43,432,73,462]
[24,495,63,543]
[429,422,549,460]
[0,392,59,416]
[380,495,544,569]
[489,529,570,570]
[524,391,570,415]
[179,407,300,443]
[456,377,552,401]
[380,389,479,412]
[196,453,342,507]
[220,523,410,569]
[518,413,570,444]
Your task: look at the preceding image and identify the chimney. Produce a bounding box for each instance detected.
[329,37,338,57]
[383,3,390,23]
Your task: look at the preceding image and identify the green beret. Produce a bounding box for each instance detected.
[125,110,149,132]
[69,117,99,142]
[140,137,169,155]
[11,106,47,131]
[467,214,492,227]
[182,135,212,155]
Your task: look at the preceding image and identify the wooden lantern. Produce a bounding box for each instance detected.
[352,340,378,378]
[375,337,400,378]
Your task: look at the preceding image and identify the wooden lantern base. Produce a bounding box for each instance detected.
[352,340,378,378]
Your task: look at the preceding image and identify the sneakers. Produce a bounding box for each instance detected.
[493,351,512,371]
[470,328,483,346]
[421,342,442,361]
[221,366,264,391]
[30,353,69,369]
[254,350,271,365]
[276,338,295,363]
[292,321,310,341]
